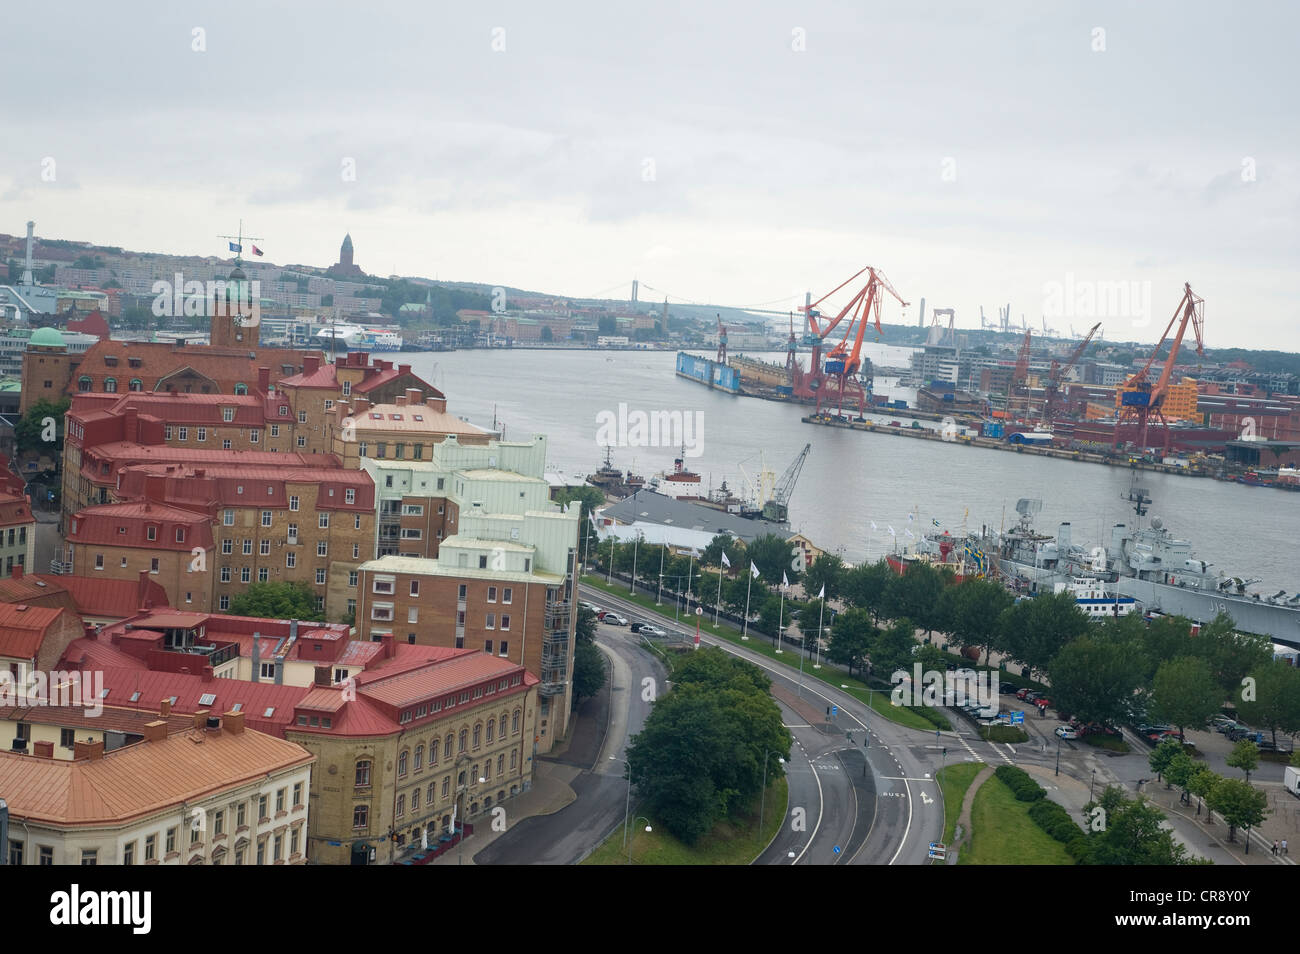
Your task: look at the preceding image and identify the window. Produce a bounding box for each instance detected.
[289,495,299,511]
[223,407,235,422]
[104,378,117,394]
[175,527,186,543]
[486,720,494,743]
[485,639,493,654]
[398,751,408,777]
[262,510,272,527]
[243,539,253,555]
[261,539,271,556]
[286,552,296,568]
[241,566,251,583]
[223,439,232,449]
[129,378,143,391]
[488,586,497,603]
[251,429,260,444]
[355,760,371,787]
[502,587,512,604]
[512,710,520,733]
[316,568,327,584]
[479,555,488,569]
[190,826,200,846]
[458,584,467,600]
[197,427,207,442]
[473,724,481,748]
[147,525,157,541]
[375,443,387,458]
[444,735,453,759]
[258,567,269,582]
[276,788,285,813]
[345,488,355,504]
[299,410,308,423]
[150,557,160,574]
[402,504,424,517]
[485,614,495,630]
[458,729,468,752]
[355,514,362,530]
[223,509,235,526]
[220,566,231,583]
[498,640,508,656]
[222,539,233,555]
[358,442,367,457]
[319,513,329,529]
[237,803,246,828]
[214,810,224,835]
[288,523,298,540]
[270,424,279,437]
[318,541,328,557]
[500,615,510,631]
[219,595,229,610]
[371,603,394,621]
[442,777,450,799]
[178,426,187,440]
[78,375,93,392]
[297,435,306,447]
[396,794,406,817]
[400,528,421,539]
[348,571,358,587]
[166,828,177,854]
[343,381,351,396]
[407,607,419,623]
[324,399,334,411]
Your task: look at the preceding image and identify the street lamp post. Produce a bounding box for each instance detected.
[1090,768,1097,801]
[1054,733,1061,777]
[610,755,631,850]
[630,533,640,595]
[759,750,785,838]
[626,816,650,868]
[606,535,615,585]
[656,546,665,605]
[841,682,875,714]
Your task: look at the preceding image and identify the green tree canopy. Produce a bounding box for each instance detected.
[1048,635,1146,728]
[1151,656,1221,735]
[1225,740,1260,782]
[228,581,325,622]
[827,607,875,678]
[16,397,70,456]
[841,560,895,621]
[998,590,1089,679]
[748,534,798,586]
[1237,661,1300,750]
[1208,776,1269,844]
[572,642,606,705]
[1087,793,1192,865]
[943,578,1014,666]
[801,552,845,603]
[871,618,917,678]
[884,563,949,635]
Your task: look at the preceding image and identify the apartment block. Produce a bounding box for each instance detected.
[0,492,35,575]
[326,389,491,470]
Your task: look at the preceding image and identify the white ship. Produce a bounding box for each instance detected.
[315,321,404,352]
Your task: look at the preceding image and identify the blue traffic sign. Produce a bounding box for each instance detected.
[832,845,841,854]
[831,705,838,716]
[1011,711,1025,725]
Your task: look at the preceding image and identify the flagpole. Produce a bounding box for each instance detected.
[776,583,785,654]
[742,569,752,641]
[656,546,665,605]
[815,596,824,669]
[714,565,722,627]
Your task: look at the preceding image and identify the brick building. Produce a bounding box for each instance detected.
[0,492,35,575]
[327,390,492,469]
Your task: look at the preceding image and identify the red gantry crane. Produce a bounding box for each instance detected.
[1004,329,1033,420]
[792,265,908,417]
[715,314,727,365]
[1040,321,1101,422]
[1112,283,1205,456]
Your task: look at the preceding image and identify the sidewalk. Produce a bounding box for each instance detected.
[1137,776,1296,865]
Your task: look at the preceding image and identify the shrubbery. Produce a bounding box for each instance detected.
[994,765,1045,802]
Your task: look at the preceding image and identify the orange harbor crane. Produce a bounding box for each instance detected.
[792,265,908,417]
[1005,329,1032,420]
[1112,283,1205,456]
[1040,321,1101,422]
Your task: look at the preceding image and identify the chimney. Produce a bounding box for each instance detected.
[399,364,412,376]
[124,406,139,443]
[427,394,447,414]
[33,740,54,759]
[137,570,151,610]
[73,739,105,761]
[223,710,245,735]
[159,698,172,717]
[354,398,370,416]
[395,394,407,407]
[192,708,210,729]
[9,563,21,580]
[314,665,331,687]
[258,366,271,393]
[251,631,261,680]
[290,619,299,640]
[273,656,285,685]
[83,623,97,641]
[303,354,320,375]
[201,664,214,683]
[142,720,168,743]
[381,632,395,659]
[405,387,421,405]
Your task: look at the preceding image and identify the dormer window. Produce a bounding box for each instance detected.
[103,355,118,367]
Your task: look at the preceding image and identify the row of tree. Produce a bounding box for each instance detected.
[1148,737,1270,845]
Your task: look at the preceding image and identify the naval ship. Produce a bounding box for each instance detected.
[967,487,1300,646]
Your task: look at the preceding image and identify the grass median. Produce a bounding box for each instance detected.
[581,776,788,865]
[936,762,984,844]
[582,574,942,732]
[958,774,1074,866]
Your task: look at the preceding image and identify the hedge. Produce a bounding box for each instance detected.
[994,765,1045,802]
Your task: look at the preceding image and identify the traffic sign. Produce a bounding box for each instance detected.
[832,845,841,855]
[1011,711,1025,725]
[928,842,946,859]
[831,705,838,716]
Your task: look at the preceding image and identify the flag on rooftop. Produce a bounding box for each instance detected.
[228,241,241,253]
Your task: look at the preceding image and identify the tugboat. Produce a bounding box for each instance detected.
[586,447,642,499]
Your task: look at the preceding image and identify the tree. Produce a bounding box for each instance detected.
[1237,661,1300,750]
[572,642,606,705]
[841,560,894,621]
[228,581,325,621]
[1165,749,1196,793]
[1148,736,1184,785]
[757,594,786,645]
[944,578,1014,666]
[1192,614,1272,696]
[701,533,744,571]
[1048,636,1146,728]
[16,397,70,457]
[540,325,554,342]
[1187,766,1218,818]
[827,608,875,678]
[1208,777,1269,845]
[576,605,597,646]
[870,618,917,678]
[1150,656,1220,736]
[998,591,1089,679]
[801,552,845,603]
[1226,740,1260,783]
[885,563,949,635]
[748,534,797,586]
[627,650,789,844]
[1087,794,1192,865]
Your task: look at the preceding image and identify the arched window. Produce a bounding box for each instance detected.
[103,377,117,393]
[444,735,453,759]
[497,754,504,776]
[396,794,405,817]
[77,376,92,392]
[355,760,371,787]
[234,383,248,395]
[427,782,436,805]
[411,788,420,809]
[458,729,467,753]
[128,378,143,391]
[414,744,423,771]
[472,723,481,749]
[486,721,494,744]
[512,709,520,734]
[510,750,517,769]
[499,715,508,738]
[429,738,438,764]
[398,750,408,777]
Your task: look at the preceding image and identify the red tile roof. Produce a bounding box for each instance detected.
[66,340,322,398]
[42,574,169,619]
[0,603,68,660]
[0,572,67,605]
[0,492,33,530]
[66,502,214,551]
[278,364,337,389]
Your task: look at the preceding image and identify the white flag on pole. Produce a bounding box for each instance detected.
[870,521,878,531]
[908,512,914,522]
[905,528,914,539]
[750,561,760,579]
[781,571,789,589]
[818,584,825,599]
[887,525,897,536]
[721,552,731,569]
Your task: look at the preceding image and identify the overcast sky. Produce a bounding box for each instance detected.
[2,1,1296,349]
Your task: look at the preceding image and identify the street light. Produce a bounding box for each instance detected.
[1090,768,1097,801]
[1054,732,1061,777]
[758,750,785,839]
[628,816,652,865]
[610,755,631,850]
[841,683,876,714]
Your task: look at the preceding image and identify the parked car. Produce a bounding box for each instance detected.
[603,613,628,626]
[1055,725,1079,740]
[1000,683,1019,696]
[629,621,645,633]
[640,625,667,637]
[1016,688,1033,700]
[580,601,602,615]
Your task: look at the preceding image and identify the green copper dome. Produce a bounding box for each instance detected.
[28,326,66,348]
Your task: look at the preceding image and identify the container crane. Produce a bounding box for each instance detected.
[1041,321,1100,422]
[1006,329,1032,419]
[793,265,907,417]
[761,443,811,523]
[1112,283,1205,456]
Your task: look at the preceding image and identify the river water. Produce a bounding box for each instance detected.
[401,347,1298,594]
